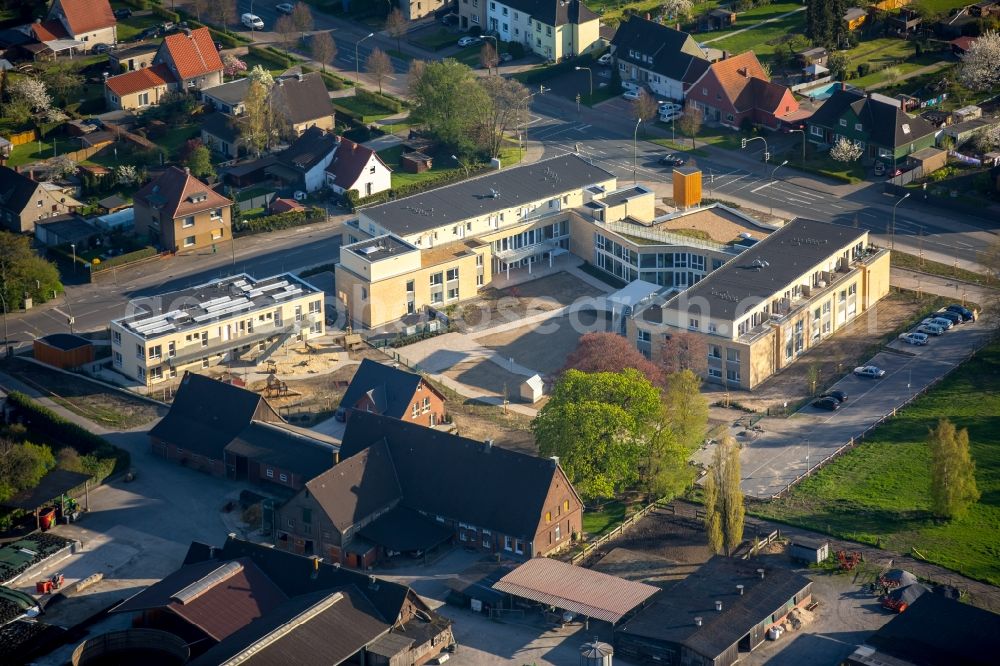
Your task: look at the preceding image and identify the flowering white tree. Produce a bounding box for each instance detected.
[114,164,138,185]
[959,31,1000,93]
[974,123,1000,153]
[9,77,54,115]
[830,136,864,162]
[248,64,274,88]
[661,0,693,19]
[223,54,247,78]
[48,155,78,179]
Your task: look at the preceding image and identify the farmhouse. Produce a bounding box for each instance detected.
[339,358,446,427]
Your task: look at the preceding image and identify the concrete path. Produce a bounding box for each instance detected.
[866,61,952,91]
[890,267,996,306]
[700,7,806,44]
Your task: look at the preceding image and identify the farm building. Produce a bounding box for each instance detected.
[615,557,812,666]
[789,536,829,564]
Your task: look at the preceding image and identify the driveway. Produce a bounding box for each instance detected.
[696,316,996,498]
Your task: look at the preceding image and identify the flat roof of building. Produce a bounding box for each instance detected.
[599,185,651,208]
[359,153,615,237]
[657,217,868,321]
[343,234,418,262]
[651,205,775,244]
[114,272,322,339]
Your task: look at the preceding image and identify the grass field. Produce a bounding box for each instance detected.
[582,500,627,538]
[379,143,522,189]
[412,28,459,51]
[891,251,994,287]
[115,13,161,42]
[754,340,1000,585]
[589,0,721,23]
[699,4,805,58]
[333,94,397,121]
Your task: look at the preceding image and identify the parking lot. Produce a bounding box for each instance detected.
[713,314,995,498]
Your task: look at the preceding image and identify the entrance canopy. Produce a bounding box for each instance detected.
[2,469,91,511]
[493,557,659,624]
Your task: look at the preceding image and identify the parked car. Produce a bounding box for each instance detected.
[597,53,613,65]
[276,3,295,14]
[91,43,112,54]
[659,153,687,167]
[334,407,347,422]
[821,390,848,403]
[623,89,641,101]
[499,52,513,62]
[457,36,482,47]
[138,25,161,40]
[922,316,953,330]
[241,13,264,30]
[917,323,945,336]
[899,332,929,346]
[854,365,886,378]
[659,101,681,112]
[659,109,683,122]
[113,7,132,19]
[935,310,963,325]
[945,304,975,321]
[812,396,841,411]
[441,13,459,25]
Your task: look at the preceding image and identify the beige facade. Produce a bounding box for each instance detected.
[401,0,452,20]
[291,113,334,137]
[630,222,891,390]
[457,0,486,30]
[106,78,172,111]
[110,273,325,385]
[135,199,232,253]
[530,13,601,61]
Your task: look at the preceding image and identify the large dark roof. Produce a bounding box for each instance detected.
[340,412,573,538]
[37,333,91,351]
[272,72,335,126]
[360,154,615,236]
[617,557,812,658]
[149,372,269,459]
[225,421,338,480]
[1,469,92,510]
[808,89,937,148]
[611,16,707,81]
[660,217,869,321]
[357,506,455,552]
[865,593,1000,666]
[502,0,599,26]
[326,136,390,190]
[305,439,402,532]
[278,126,338,172]
[0,166,42,215]
[339,358,440,419]
[200,112,240,143]
[201,77,252,105]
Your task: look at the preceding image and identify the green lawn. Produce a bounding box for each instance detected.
[242,53,289,77]
[412,28,459,51]
[843,38,917,70]
[851,56,941,90]
[780,147,866,184]
[754,340,1000,586]
[695,3,805,57]
[891,251,990,286]
[333,95,397,122]
[7,138,82,168]
[379,142,522,189]
[115,13,161,42]
[650,124,745,152]
[589,0,721,23]
[582,500,627,538]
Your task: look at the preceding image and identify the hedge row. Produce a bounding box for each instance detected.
[92,246,159,272]
[5,391,130,472]
[152,5,180,23]
[183,17,246,48]
[515,53,597,87]
[234,207,325,235]
[356,88,403,113]
[248,45,302,70]
[120,0,150,9]
[349,165,493,210]
[300,65,349,91]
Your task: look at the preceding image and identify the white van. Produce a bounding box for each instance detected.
[621,80,640,94]
[241,13,264,30]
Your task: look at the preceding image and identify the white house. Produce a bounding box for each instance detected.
[324,137,392,199]
[610,16,710,103]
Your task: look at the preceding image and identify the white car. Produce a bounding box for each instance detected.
[899,332,929,346]
[623,89,642,101]
[917,323,944,336]
[457,36,482,47]
[854,365,886,378]
[922,316,953,330]
[659,102,681,112]
[241,13,264,29]
[597,53,613,65]
[659,109,683,122]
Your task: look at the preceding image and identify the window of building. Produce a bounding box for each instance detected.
[689,318,699,330]
[212,228,223,240]
[555,524,561,541]
[202,357,209,368]
[446,267,459,281]
[638,330,650,343]
[182,216,195,228]
[266,468,274,478]
[112,330,121,345]
[183,235,195,247]
[113,351,122,368]
[431,291,443,304]
[727,348,740,363]
[279,473,288,482]
[839,289,847,302]
[848,284,857,296]
[447,287,459,300]
[412,403,419,418]
[839,118,847,127]
[708,367,722,378]
[563,500,569,511]
[708,322,718,333]
[504,536,513,551]
[855,123,863,131]
[727,368,740,383]
[708,344,721,358]
[430,272,443,286]
[515,539,524,554]
[136,344,144,359]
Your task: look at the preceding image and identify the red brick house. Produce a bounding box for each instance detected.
[686,51,799,130]
[275,412,584,568]
[340,358,447,427]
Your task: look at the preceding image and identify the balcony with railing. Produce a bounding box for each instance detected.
[164,315,316,367]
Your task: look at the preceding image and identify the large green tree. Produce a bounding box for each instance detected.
[805,0,849,48]
[703,436,745,556]
[929,418,980,520]
[0,232,62,310]
[0,439,55,503]
[534,369,661,499]
[662,369,709,452]
[409,59,489,155]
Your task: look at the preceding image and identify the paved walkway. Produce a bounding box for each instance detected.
[890,267,996,306]
[700,6,806,44]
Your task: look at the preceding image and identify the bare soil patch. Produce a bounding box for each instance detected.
[478,309,601,376]
[428,379,537,456]
[456,272,603,330]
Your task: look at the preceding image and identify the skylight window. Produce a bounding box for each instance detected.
[901,124,911,135]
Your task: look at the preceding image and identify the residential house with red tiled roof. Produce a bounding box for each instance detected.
[41,0,116,51]
[686,51,799,130]
[104,27,223,111]
[324,137,392,199]
[133,166,233,253]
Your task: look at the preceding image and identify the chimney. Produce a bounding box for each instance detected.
[757,568,765,580]
[694,616,703,627]
[296,72,304,81]
[184,166,190,174]
[335,450,340,464]
[737,584,744,596]
[722,51,729,60]
[715,600,723,612]
[550,455,560,468]
[484,439,493,450]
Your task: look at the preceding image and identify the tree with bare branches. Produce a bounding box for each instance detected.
[210,0,238,29]
[633,89,658,122]
[275,15,296,54]
[661,329,708,375]
[292,2,314,37]
[677,105,702,148]
[310,31,336,71]
[366,48,393,95]
[474,75,529,159]
[480,41,498,73]
[191,0,208,21]
[386,8,407,55]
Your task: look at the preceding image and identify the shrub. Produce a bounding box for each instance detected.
[248,45,293,70]
[356,87,403,113]
[152,6,180,23]
[91,246,159,272]
[506,41,526,59]
[121,0,149,8]
[234,207,325,235]
[857,62,871,77]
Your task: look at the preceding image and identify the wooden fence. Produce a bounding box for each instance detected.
[6,129,37,146]
[62,141,111,164]
[569,500,662,565]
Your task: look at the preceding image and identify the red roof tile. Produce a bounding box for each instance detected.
[163,27,223,80]
[133,165,232,219]
[706,51,769,105]
[105,63,175,97]
[31,20,70,42]
[52,0,115,36]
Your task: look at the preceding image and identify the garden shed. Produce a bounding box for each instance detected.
[33,334,94,370]
[789,536,829,565]
[401,151,432,174]
[520,374,544,403]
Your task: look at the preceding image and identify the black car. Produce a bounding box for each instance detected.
[946,304,975,321]
[813,396,840,411]
[659,153,687,167]
[138,25,161,40]
[821,390,848,403]
[334,407,347,422]
[936,310,963,325]
[113,7,132,19]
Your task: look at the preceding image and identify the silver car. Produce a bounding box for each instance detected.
[917,323,944,336]
[922,316,953,330]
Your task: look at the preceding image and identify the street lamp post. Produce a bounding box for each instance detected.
[0,290,7,354]
[483,35,499,75]
[769,160,788,217]
[805,437,810,471]
[741,135,770,163]
[787,128,805,162]
[70,243,76,274]
[574,66,592,99]
[516,85,547,162]
[355,32,375,86]
[633,117,642,184]
[890,192,910,251]
[451,154,470,178]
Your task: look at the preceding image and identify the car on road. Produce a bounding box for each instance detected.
[922,316,953,330]
[138,25,161,40]
[457,36,482,47]
[659,153,687,167]
[946,304,975,321]
[113,7,132,19]
[91,43,112,54]
[899,332,929,346]
[241,13,264,30]
[597,53,613,65]
[276,3,295,14]
[812,396,841,411]
[623,89,642,101]
[821,390,848,403]
[918,322,945,336]
[499,52,513,62]
[935,310,963,326]
[854,365,886,378]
